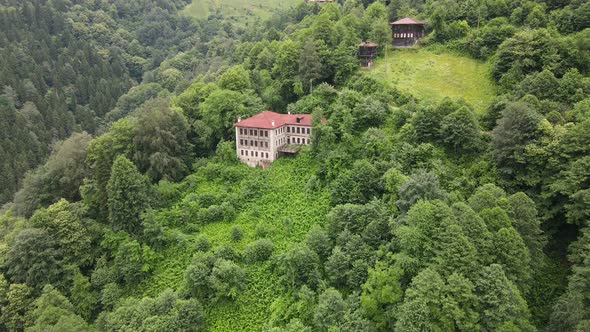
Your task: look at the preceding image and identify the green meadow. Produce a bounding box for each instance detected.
[181,0,298,24]
[366,48,496,112]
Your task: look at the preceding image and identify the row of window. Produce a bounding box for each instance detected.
[287,126,310,135]
[238,126,311,136]
[288,137,310,145]
[239,139,269,148]
[275,137,286,146]
[240,150,270,159]
[394,33,414,38]
[239,128,269,137]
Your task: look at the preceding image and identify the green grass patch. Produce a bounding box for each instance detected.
[181,0,299,25]
[366,48,496,113]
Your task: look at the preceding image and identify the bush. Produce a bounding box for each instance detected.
[230,225,243,242]
[194,235,211,252]
[243,239,274,263]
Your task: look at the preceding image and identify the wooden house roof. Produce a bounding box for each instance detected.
[359,41,379,47]
[390,17,425,25]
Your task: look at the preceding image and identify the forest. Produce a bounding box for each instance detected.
[1,0,590,331]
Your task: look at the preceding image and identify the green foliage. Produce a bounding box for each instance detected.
[3,1,590,330]
[440,106,482,152]
[360,261,402,330]
[5,228,63,288]
[208,258,246,301]
[243,239,274,263]
[219,66,252,92]
[313,288,345,331]
[29,199,92,267]
[230,225,243,242]
[107,155,150,235]
[475,264,535,331]
[396,170,445,213]
[328,159,382,205]
[273,245,321,290]
[96,289,205,332]
[492,102,544,188]
[26,285,90,332]
[133,98,192,182]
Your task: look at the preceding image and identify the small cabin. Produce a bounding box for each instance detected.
[390,17,425,47]
[358,41,379,67]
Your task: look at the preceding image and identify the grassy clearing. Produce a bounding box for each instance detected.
[366,48,496,113]
[181,0,298,24]
[137,152,330,331]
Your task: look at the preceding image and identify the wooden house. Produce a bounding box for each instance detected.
[358,41,378,67]
[390,17,425,47]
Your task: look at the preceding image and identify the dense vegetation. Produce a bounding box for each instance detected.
[1,0,590,331]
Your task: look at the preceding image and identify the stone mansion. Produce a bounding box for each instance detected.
[234,111,313,167]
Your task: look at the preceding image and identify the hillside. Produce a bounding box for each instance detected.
[135,154,330,330]
[366,48,496,112]
[1,1,590,332]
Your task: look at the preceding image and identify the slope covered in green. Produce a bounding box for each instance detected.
[136,154,330,330]
[2,0,590,331]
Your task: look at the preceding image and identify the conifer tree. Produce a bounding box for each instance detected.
[107,155,149,235]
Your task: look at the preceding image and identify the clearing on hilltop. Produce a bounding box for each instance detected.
[366,48,496,112]
[181,0,296,24]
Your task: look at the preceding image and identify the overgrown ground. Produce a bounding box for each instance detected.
[366,48,496,113]
[135,152,330,331]
[181,0,297,25]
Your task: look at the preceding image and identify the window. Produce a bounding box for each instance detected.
[240,139,243,145]
[306,128,310,134]
[254,130,258,136]
[297,138,300,144]
[266,152,269,158]
[239,129,243,135]
[296,127,300,134]
[255,141,258,147]
[265,131,268,137]
[255,151,258,157]
[240,150,243,156]
[287,138,290,144]
[250,140,253,146]
[287,126,290,133]
[265,142,268,148]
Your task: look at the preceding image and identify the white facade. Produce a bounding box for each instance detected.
[235,123,312,167]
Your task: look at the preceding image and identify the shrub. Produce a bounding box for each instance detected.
[243,239,274,263]
[230,225,243,242]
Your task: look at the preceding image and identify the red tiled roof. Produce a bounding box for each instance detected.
[234,111,313,129]
[359,41,379,47]
[390,17,425,25]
